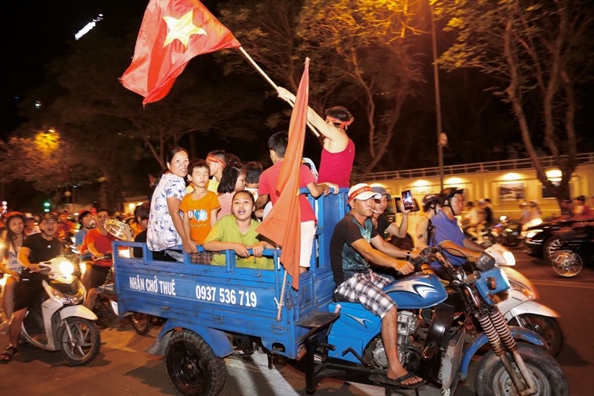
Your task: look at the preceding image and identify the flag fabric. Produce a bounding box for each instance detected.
[258,59,310,290]
[120,0,240,104]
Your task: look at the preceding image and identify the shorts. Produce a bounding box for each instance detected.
[13,269,45,312]
[335,271,396,319]
[89,265,112,289]
[300,221,316,268]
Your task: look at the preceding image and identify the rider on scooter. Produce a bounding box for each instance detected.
[0,212,63,363]
[429,187,484,271]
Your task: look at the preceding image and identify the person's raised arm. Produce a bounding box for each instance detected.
[277,87,342,142]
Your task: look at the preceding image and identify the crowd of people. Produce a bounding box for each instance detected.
[0,87,591,386]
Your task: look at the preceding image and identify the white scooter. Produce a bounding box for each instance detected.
[485,244,563,357]
[21,256,101,366]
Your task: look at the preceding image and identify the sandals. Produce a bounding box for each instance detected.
[370,372,425,390]
[0,345,18,363]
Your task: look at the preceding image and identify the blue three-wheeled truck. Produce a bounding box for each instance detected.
[113,191,568,396]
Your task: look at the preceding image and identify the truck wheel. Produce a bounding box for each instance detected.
[475,343,569,396]
[508,314,564,357]
[165,330,226,396]
[59,317,101,366]
[130,312,151,335]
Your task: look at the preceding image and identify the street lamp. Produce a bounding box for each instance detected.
[429,1,445,190]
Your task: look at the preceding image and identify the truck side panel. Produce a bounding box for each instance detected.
[113,191,349,359]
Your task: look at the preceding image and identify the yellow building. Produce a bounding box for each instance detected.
[365,153,594,242]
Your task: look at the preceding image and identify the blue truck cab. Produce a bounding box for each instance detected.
[113,191,349,375]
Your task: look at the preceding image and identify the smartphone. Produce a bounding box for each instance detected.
[394,197,420,212]
[402,190,414,211]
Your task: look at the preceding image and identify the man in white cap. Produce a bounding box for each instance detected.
[329,183,423,389]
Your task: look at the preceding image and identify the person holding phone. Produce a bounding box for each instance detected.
[370,186,410,240]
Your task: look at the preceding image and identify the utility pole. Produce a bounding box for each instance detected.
[430,1,445,191]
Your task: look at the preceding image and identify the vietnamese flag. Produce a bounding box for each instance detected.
[120,0,240,104]
[258,59,310,290]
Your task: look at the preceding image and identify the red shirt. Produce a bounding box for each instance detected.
[84,228,116,267]
[317,138,355,188]
[258,161,316,223]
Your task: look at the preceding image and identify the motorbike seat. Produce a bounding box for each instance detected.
[332,292,350,303]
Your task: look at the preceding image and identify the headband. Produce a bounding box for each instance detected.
[326,115,354,130]
[206,156,226,168]
[348,185,373,201]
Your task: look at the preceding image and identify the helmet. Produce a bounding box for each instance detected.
[438,187,464,207]
[529,200,539,207]
[4,211,26,225]
[39,212,59,222]
[422,193,439,212]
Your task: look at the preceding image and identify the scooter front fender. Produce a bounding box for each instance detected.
[458,327,546,380]
[59,305,98,321]
[504,300,561,321]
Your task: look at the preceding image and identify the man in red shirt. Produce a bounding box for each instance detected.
[83,209,116,311]
[256,132,336,273]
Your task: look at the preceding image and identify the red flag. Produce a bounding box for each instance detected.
[258,59,310,290]
[120,0,240,104]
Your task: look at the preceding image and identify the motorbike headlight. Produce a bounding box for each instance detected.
[508,279,534,300]
[525,230,542,240]
[58,259,75,276]
[503,251,516,266]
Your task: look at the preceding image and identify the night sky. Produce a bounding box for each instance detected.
[2,0,148,137]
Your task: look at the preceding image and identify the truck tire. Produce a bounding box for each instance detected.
[475,342,569,396]
[165,330,227,396]
[130,312,151,335]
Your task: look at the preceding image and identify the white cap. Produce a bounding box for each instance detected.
[348,183,381,201]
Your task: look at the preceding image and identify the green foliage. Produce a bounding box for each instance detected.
[219,0,427,176]
[438,0,594,204]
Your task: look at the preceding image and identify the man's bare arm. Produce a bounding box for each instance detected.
[351,239,415,275]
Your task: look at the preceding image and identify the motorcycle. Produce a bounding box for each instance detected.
[497,265,563,357]
[93,262,155,335]
[313,245,568,395]
[491,216,524,247]
[464,226,499,248]
[21,256,101,366]
[380,243,563,357]
[550,224,594,277]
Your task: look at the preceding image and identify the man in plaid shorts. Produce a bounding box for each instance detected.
[330,183,423,389]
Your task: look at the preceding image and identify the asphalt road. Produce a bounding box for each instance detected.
[1,248,593,396]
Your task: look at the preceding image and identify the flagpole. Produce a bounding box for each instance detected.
[238,47,321,139]
[276,271,288,321]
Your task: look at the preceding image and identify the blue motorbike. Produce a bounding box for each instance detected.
[310,246,569,395]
